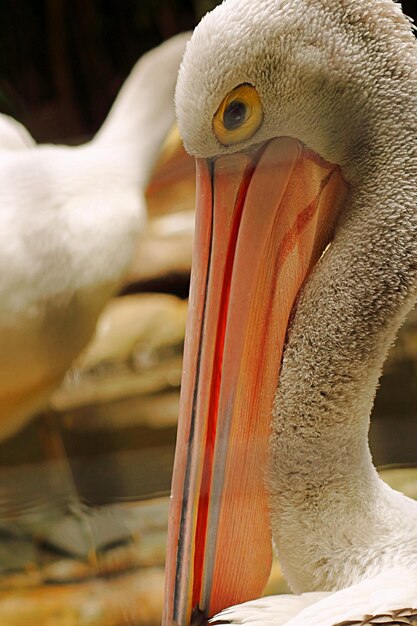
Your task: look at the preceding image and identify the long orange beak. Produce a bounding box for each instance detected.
[163,137,348,626]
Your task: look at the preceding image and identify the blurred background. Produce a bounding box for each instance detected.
[0,0,218,143]
[0,1,417,625]
[1,0,416,145]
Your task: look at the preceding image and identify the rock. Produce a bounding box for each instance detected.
[0,497,167,614]
[59,392,180,432]
[38,507,135,561]
[42,559,92,584]
[125,125,195,288]
[0,526,38,576]
[51,294,187,412]
[0,468,416,625]
[127,210,194,285]
[0,566,165,626]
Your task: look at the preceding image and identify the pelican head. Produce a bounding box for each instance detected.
[165,1,417,625]
[176,0,413,173]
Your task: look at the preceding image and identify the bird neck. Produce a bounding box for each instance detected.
[93,35,187,187]
[268,126,417,593]
[94,83,173,187]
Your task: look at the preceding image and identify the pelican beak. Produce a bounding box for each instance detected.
[163,137,348,626]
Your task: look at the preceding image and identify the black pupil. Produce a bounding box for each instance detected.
[223,100,247,131]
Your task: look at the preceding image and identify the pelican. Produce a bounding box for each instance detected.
[163,1,417,625]
[0,33,188,441]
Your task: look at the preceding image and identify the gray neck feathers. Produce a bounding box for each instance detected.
[268,44,417,593]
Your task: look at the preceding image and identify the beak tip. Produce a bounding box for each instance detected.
[191,608,211,626]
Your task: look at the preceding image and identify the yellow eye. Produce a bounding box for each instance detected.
[213,83,263,146]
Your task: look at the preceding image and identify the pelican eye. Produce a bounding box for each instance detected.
[223,100,248,130]
[213,83,263,146]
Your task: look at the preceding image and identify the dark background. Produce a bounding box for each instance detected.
[0,0,218,143]
[1,0,416,144]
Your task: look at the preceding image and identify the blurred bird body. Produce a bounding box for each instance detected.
[0,32,189,440]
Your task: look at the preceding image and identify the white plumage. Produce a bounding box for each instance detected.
[212,569,417,626]
[0,32,188,440]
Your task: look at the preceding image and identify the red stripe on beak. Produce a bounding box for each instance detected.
[164,138,348,626]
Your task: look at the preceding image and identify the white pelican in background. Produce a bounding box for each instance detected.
[163,1,417,625]
[0,33,188,441]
